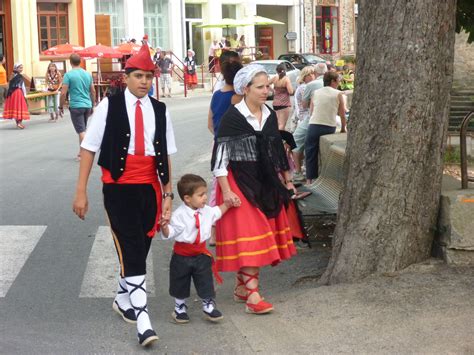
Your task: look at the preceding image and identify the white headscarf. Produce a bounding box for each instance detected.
[233,64,267,95]
[187,49,195,57]
[13,62,23,72]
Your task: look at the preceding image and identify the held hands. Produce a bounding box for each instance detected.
[160,199,172,238]
[286,181,297,196]
[160,218,170,237]
[162,198,172,223]
[223,190,241,207]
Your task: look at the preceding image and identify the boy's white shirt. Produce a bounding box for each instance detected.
[161,203,222,243]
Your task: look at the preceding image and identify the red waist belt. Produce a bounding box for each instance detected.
[173,242,223,284]
[102,155,162,238]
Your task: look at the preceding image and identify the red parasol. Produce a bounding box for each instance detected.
[77,44,123,59]
[115,42,141,55]
[42,43,84,56]
[77,44,123,83]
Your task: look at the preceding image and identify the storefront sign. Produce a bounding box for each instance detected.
[284,32,297,41]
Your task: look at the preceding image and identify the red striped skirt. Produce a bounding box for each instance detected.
[215,171,297,272]
[2,89,30,120]
[184,71,198,86]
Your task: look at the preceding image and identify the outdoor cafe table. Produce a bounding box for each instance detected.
[94,82,111,102]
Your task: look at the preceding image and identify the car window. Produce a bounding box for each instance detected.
[279,55,290,61]
[256,63,277,74]
[304,54,326,63]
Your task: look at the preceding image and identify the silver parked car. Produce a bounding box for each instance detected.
[252,60,301,95]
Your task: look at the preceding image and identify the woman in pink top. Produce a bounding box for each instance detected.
[269,63,293,130]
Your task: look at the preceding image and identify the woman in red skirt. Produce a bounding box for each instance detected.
[3,63,29,129]
[211,64,297,314]
[184,49,198,91]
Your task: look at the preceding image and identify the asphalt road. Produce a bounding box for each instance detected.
[0,94,329,353]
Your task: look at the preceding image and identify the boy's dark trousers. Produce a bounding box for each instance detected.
[169,253,215,299]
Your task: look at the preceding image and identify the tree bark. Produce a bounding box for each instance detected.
[320,0,457,284]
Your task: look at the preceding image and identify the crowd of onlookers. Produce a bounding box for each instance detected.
[209,49,354,185]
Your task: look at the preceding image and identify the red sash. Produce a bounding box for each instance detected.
[101,155,162,238]
[173,242,223,284]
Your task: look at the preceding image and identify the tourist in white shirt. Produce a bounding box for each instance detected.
[161,174,232,324]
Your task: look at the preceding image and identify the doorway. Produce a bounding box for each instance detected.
[0,0,11,75]
[185,20,203,65]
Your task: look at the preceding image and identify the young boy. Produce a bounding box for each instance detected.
[161,174,231,323]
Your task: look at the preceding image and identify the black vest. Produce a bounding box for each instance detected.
[97,92,169,184]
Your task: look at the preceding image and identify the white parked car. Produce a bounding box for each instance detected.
[252,59,301,98]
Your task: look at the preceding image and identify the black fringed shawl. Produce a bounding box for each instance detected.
[6,73,24,98]
[211,105,290,218]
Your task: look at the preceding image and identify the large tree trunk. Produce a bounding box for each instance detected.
[320,0,457,284]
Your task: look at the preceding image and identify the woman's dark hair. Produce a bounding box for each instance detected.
[276,63,286,79]
[223,61,243,85]
[323,71,339,86]
[219,50,240,66]
[177,174,207,201]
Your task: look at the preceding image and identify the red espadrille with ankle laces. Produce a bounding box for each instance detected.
[245,286,273,314]
[239,271,273,314]
[233,271,247,303]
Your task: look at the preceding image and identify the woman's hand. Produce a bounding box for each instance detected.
[223,190,241,207]
[286,181,297,196]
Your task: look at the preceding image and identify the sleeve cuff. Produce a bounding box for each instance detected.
[80,142,100,152]
[213,168,228,177]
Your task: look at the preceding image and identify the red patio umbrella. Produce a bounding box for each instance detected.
[77,44,123,59]
[42,43,84,56]
[77,44,123,82]
[115,42,141,55]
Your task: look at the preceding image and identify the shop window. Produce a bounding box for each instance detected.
[315,5,339,54]
[37,2,69,52]
[185,4,202,19]
[95,0,125,45]
[143,0,169,49]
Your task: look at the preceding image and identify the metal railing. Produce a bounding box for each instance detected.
[460,111,474,189]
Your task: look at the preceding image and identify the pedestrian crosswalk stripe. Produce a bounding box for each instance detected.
[79,226,155,298]
[0,225,46,297]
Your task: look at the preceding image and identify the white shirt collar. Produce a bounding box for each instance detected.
[235,99,271,121]
[183,203,200,216]
[124,87,150,107]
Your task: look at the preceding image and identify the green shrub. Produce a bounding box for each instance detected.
[444,145,461,163]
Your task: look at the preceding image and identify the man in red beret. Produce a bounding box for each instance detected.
[72,43,177,347]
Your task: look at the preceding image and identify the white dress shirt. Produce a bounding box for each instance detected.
[161,204,222,243]
[81,88,177,155]
[212,99,271,177]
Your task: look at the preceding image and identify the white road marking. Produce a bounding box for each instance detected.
[79,226,155,298]
[0,226,46,297]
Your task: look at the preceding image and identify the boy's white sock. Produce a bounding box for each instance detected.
[202,298,215,313]
[174,298,187,314]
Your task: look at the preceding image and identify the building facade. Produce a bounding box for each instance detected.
[302,0,356,59]
[2,0,307,78]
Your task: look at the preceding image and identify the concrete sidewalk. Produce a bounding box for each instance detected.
[245,244,473,354]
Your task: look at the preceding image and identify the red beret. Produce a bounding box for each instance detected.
[125,43,155,71]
